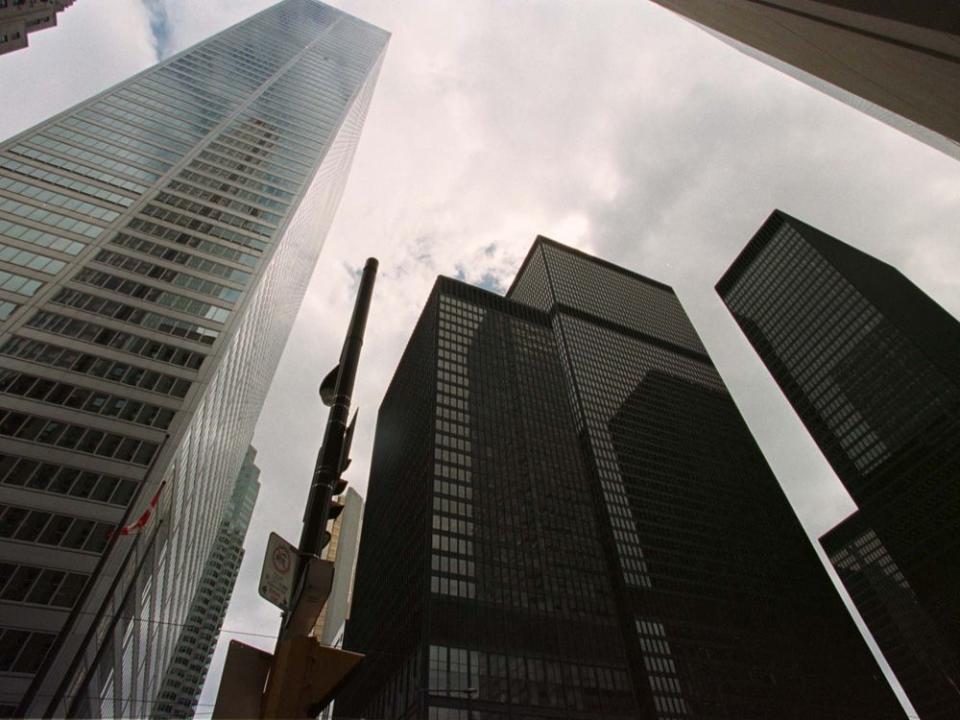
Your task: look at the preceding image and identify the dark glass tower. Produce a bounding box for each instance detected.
[717,210,960,720]
[337,237,903,720]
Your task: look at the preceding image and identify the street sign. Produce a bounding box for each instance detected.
[260,531,298,610]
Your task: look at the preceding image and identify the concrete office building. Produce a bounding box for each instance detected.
[0,0,77,56]
[153,445,260,719]
[651,1,960,160]
[336,237,902,720]
[717,210,960,719]
[0,1,388,715]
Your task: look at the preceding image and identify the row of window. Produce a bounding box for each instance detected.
[113,86,218,139]
[43,124,170,174]
[436,405,469,426]
[436,432,471,454]
[0,195,103,239]
[93,248,242,303]
[433,479,472,500]
[180,163,293,208]
[0,157,134,208]
[0,503,112,554]
[24,134,161,185]
[126,217,258,269]
[432,532,473,556]
[82,101,194,152]
[205,140,304,190]
[0,562,88,609]
[0,268,42,297]
[0,409,158,466]
[433,496,472,519]
[0,241,65,275]
[25,310,206,370]
[141,203,267,254]
[430,574,476,599]
[2,336,192,399]
[153,189,276,239]
[110,232,251,286]
[52,119,175,170]
[129,75,228,126]
[215,126,313,176]
[197,149,300,193]
[0,453,138,507]
[62,110,189,162]
[0,216,85,256]
[8,144,148,195]
[436,461,472,484]
[190,153,296,202]
[431,553,475,577]
[0,369,176,430]
[166,178,284,226]
[0,173,119,222]
[0,627,55,675]
[52,287,219,346]
[75,267,231,324]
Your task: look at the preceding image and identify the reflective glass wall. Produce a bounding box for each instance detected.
[0,1,388,716]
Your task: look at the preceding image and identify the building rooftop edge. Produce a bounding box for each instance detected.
[505,235,676,300]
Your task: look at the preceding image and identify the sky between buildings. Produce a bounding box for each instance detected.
[2,1,957,716]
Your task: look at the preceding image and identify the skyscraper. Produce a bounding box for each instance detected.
[153,445,260,719]
[0,0,77,56]
[0,1,388,716]
[650,1,960,160]
[717,209,960,720]
[336,237,903,720]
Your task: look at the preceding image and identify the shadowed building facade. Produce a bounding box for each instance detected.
[717,210,960,720]
[0,1,388,716]
[337,237,903,720]
[650,0,960,160]
[0,0,77,56]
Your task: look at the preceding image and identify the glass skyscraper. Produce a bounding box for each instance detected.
[337,237,902,720]
[717,210,960,720]
[153,445,260,719]
[0,1,388,716]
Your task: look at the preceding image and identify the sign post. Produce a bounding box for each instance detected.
[259,532,297,611]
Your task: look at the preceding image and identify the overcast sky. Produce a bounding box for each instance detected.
[3,1,958,717]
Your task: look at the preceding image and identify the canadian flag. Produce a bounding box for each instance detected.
[108,481,166,539]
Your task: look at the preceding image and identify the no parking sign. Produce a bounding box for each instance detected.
[259,532,298,610]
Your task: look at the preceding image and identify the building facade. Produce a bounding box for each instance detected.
[0,1,388,716]
[153,445,260,719]
[717,210,960,720]
[650,0,960,160]
[822,512,960,720]
[0,0,76,56]
[337,237,903,720]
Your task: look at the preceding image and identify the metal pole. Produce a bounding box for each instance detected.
[296,257,378,580]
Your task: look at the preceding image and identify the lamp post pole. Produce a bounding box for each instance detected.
[290,257,378,617]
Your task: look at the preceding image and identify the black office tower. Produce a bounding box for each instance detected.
[718,210,960,720]
[337,237,903,720]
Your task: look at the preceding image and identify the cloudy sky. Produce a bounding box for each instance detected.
[4,0,959,716]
